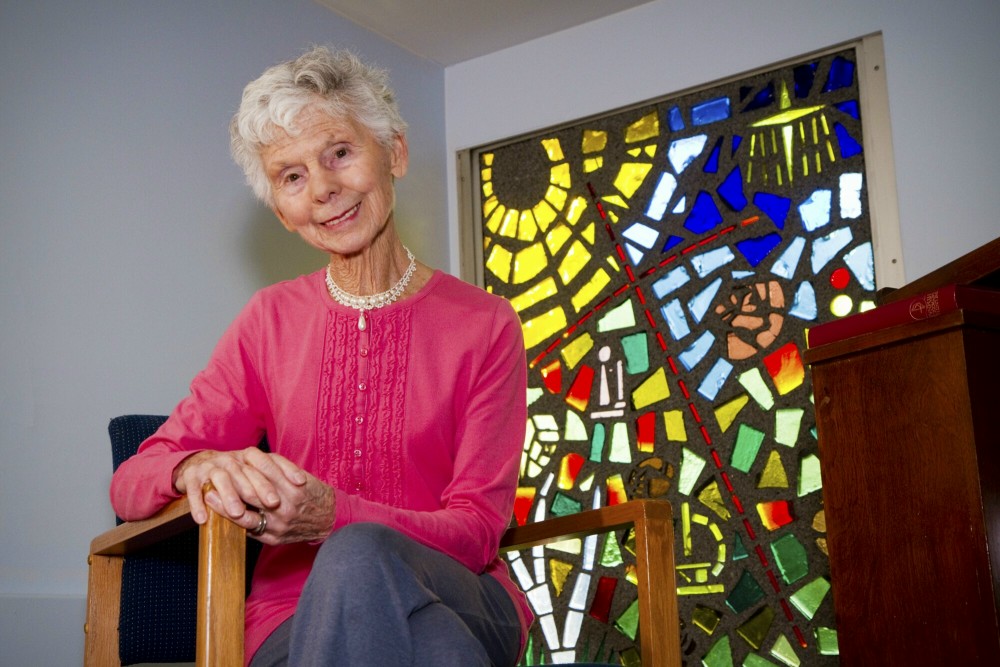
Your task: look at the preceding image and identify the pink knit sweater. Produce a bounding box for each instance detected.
[110,269,531,663]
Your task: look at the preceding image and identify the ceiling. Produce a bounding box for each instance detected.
[315,0,656,66]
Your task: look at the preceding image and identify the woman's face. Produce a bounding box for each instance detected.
[261,106,408,258]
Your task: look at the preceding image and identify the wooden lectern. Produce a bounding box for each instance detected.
[804,237,1000,665]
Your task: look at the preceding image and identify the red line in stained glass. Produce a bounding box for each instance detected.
[625,264,636,283]
[594,296,612,311]
[596,201,606,220]
[731,493,744,514]
[699,425,712,444]
[643,309,656,327]
[659,254,679,267]
[755,545,770,567]
[720,224,737,235]
[741,215,760,226]
[742,519,757,541]
[614,284,631,297]
[720,471,734,492]
[766,569,781,592]
[793,625,808,648]
[710,450,722,468]
[615,244,627,263]
[633,286,646,304]
[669,358,680,377]
[655,332,667,351]
[699,234,719,246]
[779,598,794,620]
[688,403,701,423]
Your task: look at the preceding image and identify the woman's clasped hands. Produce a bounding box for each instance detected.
[172,448,336,545]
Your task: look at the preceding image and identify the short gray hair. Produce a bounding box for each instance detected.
[230,46,408,206]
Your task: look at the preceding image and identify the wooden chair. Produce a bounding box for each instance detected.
[86,415,680,665]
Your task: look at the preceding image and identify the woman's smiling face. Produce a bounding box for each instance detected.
[261,105,408,258]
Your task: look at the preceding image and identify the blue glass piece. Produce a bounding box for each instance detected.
[668,105,685,132]
[691,247,735,278]
[834,123,863,158]
[731,270,755,280]
[717,165,747,211]
[843,242,875,291]
[662,234,685,252]
[625,241,644,266]
[753,192,791,229]
[811,227,854,274]
[688,277,723,323]
[684,191,723,234]
[661,299,691,340]
[732,135,743,156]
[652,265,691,299]
[646,172,678,221]
[623,222,659,249]
[691,97,731,126]
[798,189,832,231]
[679,330,715,371]
[789,281,818,321]
[668,134,708,174]
[697,357,733,401]
[770,236,806,279]
[824,56,856,92]
[703,137,723,174]
[835,100,860,119]
[794,62,818,98]
[742,82,775,111]
[736,233,783,268]
[672,197,686,214]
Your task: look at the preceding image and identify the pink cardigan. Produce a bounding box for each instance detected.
[110,270,532,663]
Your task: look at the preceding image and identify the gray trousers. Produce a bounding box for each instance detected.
[250,522,522,666]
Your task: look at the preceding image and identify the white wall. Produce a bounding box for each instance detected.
[444,0,1000,283]
[0,1,445,663]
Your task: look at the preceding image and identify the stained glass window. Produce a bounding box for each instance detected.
[465,37,899,666]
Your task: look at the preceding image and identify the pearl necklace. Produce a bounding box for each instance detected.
[325,247,416,331]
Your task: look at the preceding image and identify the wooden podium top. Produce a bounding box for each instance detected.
[879,235,1000,305]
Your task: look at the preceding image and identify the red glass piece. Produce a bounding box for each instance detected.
[559,452,585,489]
[636,412,656,452]
[588,575,619,623]
[565,364,595,411]
[540,359,562,394]
[513,487,536,526]
[830,267,851,289]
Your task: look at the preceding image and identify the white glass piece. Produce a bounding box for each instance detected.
[668,134,708,174]
[569,572,592,610]
[843,241,875,290]
[646,172,678,221]
[625,241,644,266]
[552,650,578,664]
[691,247,735,277]
[678,330,715,371]
[771,236,806,279]
[688,277,722,324]
[697,357,734,401]
[583,533,598,570]
[811,227,854,274]
[839,172,863,219]
[652,266,691,299]
[672,196,686,214]
[527,584,554,615]
[539,613,561,649]
[799,189,832,231]
[660,298,691,340]
[509,553,536,589]
[622,221,659,249]
[789,281,818,321]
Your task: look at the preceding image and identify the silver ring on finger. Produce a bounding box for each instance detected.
[250,509,267,536]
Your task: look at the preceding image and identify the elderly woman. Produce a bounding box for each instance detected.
[110,46,530,666]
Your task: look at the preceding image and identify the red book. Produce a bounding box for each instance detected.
[807,284,1000,348]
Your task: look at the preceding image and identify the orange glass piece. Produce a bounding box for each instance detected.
[558,452,586,490]
[606,473,627,506]
[514,487,536,526]
[565,364,595,412]
[540,358,562,394]
[636,411,656,453]
[756,499,795,530]
[763,342,805,395]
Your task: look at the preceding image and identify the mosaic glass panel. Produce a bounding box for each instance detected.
[474,46,881,666]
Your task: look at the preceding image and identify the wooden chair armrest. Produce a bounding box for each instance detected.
[499,499,680,667]
[85,499,247,667]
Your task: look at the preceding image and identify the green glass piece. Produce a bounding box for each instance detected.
[739,367,775,409]
[590,422,606,462]
[620,646,642,667]
[770,533,809,585]
[702,634,734,667]
[736,605,775,650]
[599,531,624,567]
[733,531,749,560]
[789,576,831,620]
[692,604,722,635]
[550,491,583,517]
[731,423,766,473]
[608,422,632,463]
[743,654,779,667]
[797,453,823,497]
[614,598,640,640]
[678,447,707,495]
[597,298,637,332]
[725,569,765,613]
[815,626,840,655]
[621,331,650,374]
[769,634,801,667]
[774,408,804,446]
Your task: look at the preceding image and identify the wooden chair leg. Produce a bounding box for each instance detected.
[84,552,123,667]
[196,508,247,666]
[632,501,680,667]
